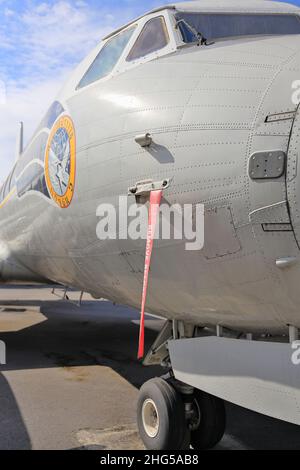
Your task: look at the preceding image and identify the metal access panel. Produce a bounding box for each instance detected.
[249,151,286,180]
[287,104,300,247]
[169,336,300,426]
[203,207,241,259]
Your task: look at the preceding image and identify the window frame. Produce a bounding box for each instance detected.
[74,10,178,93]
[126,15,170,63]
[75,24,139,91]
[117,10,178,72]
[174,12,300,44]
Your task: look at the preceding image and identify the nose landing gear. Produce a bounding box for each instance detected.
[137,378,188,450]
[190,389,226,450]
[137,377,226,450]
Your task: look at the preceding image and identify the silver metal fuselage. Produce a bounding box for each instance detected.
[2,2,300,335]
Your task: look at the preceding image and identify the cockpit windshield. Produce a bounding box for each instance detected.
[175,13,300,43]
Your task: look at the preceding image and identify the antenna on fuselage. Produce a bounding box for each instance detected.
[15,121,24,161]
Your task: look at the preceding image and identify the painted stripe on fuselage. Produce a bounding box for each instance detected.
[0,187,16,210]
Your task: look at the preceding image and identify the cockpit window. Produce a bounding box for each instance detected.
[176,13,300,42]
[177,19,198,44]
[127,16,169,62]
[77,26,136,89]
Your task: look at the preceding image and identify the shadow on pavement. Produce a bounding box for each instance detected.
[1,287,300,450]
[0,374,31,449]
[0,293,165,389]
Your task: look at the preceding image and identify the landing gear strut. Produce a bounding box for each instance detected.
[137,377,226,450]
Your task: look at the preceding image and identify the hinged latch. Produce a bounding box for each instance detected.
[128,179,170,197]
[135,133,152,148]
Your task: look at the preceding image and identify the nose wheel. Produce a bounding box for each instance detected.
[137,378,189,450]
[190,389,226,450]
[137,377,226,450]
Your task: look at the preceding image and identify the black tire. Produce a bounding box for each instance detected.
[191,390,226,450]
[137,378,188,450]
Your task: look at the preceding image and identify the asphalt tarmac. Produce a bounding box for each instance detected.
[0,285,299,450]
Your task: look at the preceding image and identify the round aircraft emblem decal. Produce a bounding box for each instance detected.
[45,115,76,209]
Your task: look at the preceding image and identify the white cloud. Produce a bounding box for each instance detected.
[0,0,118,182]
[0,0,164,183]
[0,75,66,180]
[20,1,108,65]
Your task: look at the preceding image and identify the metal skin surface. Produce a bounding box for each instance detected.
[1,1,300,334]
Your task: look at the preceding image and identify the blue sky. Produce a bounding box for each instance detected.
[0,0,164,180]
[0,0,300,181]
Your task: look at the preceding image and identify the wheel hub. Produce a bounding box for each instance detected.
[142,399,160,438]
